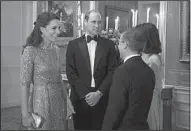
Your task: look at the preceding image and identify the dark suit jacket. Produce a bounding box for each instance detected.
[102,56,155,130]
[66,34,120,105]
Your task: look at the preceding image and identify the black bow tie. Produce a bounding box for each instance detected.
[86,35,98,43]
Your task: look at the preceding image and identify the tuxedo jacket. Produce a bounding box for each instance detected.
[66,34,120,105]
[102,56,155,130]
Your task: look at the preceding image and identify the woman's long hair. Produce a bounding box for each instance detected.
[22,12,59,54]
[135,23,162,54]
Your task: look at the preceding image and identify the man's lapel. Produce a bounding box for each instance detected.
[78,35,91,73]
[94,36,104,73]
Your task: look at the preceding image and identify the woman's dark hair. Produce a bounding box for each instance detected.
[22,12,59,54]
[135,23,162,54]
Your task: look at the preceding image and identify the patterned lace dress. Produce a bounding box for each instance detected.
[142,54,163,130]
[20,44,66,130]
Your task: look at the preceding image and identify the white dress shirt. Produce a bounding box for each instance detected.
[124,54,140,63]
[85,34,97,87]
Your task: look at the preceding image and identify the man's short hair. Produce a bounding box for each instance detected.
[121,28,147,53]
[84,10,101,21]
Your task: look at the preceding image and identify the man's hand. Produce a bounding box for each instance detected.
[85,91,103,107]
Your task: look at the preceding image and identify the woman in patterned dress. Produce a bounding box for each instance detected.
[20,12,75,130]
[135,23,163,130]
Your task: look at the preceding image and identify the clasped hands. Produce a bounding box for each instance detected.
[85,90,103,106]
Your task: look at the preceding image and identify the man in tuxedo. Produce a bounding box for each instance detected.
[102,28,155,130]
[66,10,120,130]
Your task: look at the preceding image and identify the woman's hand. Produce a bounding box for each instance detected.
[66,98,75,120]
[22,113,36,128]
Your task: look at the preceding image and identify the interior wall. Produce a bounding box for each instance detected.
[165,1,190,130]
[165,2,189,85]
[2,3,189,130]
[59,1,138,73]
[98,1,138,30]
[138,1,160,24]
[137,1,190,130]
[1,1,23,108]
[1,1,33,108]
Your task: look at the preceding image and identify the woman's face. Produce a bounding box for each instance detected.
[41,19,61,42]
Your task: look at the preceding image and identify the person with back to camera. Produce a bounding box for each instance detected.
[20,12,75,130]
[66,10,120,130]
[102,27,155,130]
[135,23,163,130]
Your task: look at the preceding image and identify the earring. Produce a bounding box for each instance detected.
[41,33,45,38]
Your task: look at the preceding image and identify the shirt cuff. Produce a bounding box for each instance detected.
[97,90,103,97]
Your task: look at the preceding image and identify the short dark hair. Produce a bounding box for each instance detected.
[84,10,101,21]
[22,12,59,54]
[135,23,162,54]
[121,28,147,53]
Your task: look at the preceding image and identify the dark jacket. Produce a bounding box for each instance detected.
[102,56,155,130]
[66,34,120,106]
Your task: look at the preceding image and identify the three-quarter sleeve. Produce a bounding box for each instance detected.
[54,45,62,74]
[20,46,36,86]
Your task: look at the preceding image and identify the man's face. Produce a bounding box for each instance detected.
[118,35,128,59]
[85,12,101,36]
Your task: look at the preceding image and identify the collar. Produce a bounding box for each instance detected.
[40,41,55,50]
[85,33,98,41]
[124,54,140,63]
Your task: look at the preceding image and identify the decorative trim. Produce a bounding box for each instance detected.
[32,1,37,28]
[176,125,190,130]
[172,85,190,92]
[77,1,82,38]
[1,65,20,68]
[173,91,190,95]
[159,1,168,87]
[175,110,190,129]
[166,69,190,86]
[172,85,190,90]
[1,45,23,47]
[179,1,190,62]
[1,101,21,108]
[173,100,190,105]
[171,84,190,130]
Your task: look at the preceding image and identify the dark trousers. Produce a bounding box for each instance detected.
[72,89,107,130]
